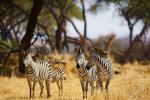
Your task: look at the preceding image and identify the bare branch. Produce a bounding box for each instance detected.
[43,0,59,24]
[65,15,82,37]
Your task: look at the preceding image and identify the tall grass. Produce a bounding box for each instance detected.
[0,54,150,100]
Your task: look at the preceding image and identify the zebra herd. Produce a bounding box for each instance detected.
[23,47,113,99]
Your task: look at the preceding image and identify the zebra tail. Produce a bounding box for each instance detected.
[64,76,67,80]
[61,76,67,80]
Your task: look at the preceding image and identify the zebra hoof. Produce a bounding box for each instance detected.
[83,96,87,99]
[39,95,43,98]
[47,95,51,98]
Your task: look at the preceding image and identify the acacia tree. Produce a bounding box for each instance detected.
[113,0,150,51]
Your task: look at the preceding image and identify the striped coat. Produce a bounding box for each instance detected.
[86,48,113,93]
[24,53,66,98]
[74,47,98,98]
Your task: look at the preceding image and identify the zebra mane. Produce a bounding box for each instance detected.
[92,48,108,58]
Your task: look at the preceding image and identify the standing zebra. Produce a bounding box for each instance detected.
[37,60,66,94]
[50,67,66,94]
[23,51,66,98]
[86,48,113,93]
[25,64,44,98]
[74,47,98,98]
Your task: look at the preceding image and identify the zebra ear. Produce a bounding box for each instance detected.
[74,47,78,54]
[25,49,30,55]
[23,49,30,57]
[80,47,84,53]
[74,46,83,54]
[22,49,26,56]
[89,48,94,55]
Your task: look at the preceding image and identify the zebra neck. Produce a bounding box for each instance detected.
[29,61,39,70]
[26,66,34,74]
[78,68,88,77]
[97,58,105,67]
[78,65,88,77]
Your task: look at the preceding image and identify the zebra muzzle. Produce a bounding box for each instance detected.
[86,64,91,70]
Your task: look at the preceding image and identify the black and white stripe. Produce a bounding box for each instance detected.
[86,48,113,93]
[25,66,44,98]
[74,47,98,98]
[23,53,66,98]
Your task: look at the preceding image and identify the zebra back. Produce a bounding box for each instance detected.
[53,67,66,80]
[90,48,108,59]
[89,48,113,80]
[36,60,52,77]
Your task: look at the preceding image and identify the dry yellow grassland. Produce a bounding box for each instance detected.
[0,54,150,100]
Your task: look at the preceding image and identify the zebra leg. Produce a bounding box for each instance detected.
[90,81,94,96]
[27,79,32,98]
[80,80,85,98]
[105,79,110,93]
[46,80,51,98]
[39,81,44,97]
[97,79,103,92]
[60,80,63,94]
[32,80,36,98]
[57,81,61,96]
[85,81,88,98]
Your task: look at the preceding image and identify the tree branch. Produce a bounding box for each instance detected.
[65,15,82,37]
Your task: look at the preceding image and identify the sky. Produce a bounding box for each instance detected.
[66,4,144,39]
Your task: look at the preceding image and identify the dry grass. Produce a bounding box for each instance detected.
[0,54,150,100]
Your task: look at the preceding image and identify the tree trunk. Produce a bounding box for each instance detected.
[81,0,87,52]
[62,28,69,52]
[55,23,63,53]
[128,23,148,51]
[129,26,133,47]
[19,0,43,74]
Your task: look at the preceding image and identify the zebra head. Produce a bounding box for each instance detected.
[86,48,107,70]
[23,51,33,67]
[74,47,87,69]
[86,54,97,70]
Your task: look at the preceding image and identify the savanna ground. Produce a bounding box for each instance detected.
[0,54,150,100]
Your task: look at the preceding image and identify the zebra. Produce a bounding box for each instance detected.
[86,48,113,93]
[23,51,66,98]
[37,60,66,94]
[25,64,45,98]
[37,60,66,96]
[50,67,66,94]
[74,47,98,98]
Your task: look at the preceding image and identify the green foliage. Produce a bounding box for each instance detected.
[67,3,82,20]
[89,0,150,25]
[88,0,111,14]
[114,0,150,25]
[0,40,19,52]
[0,40,10,52]
[14,0,33,14]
